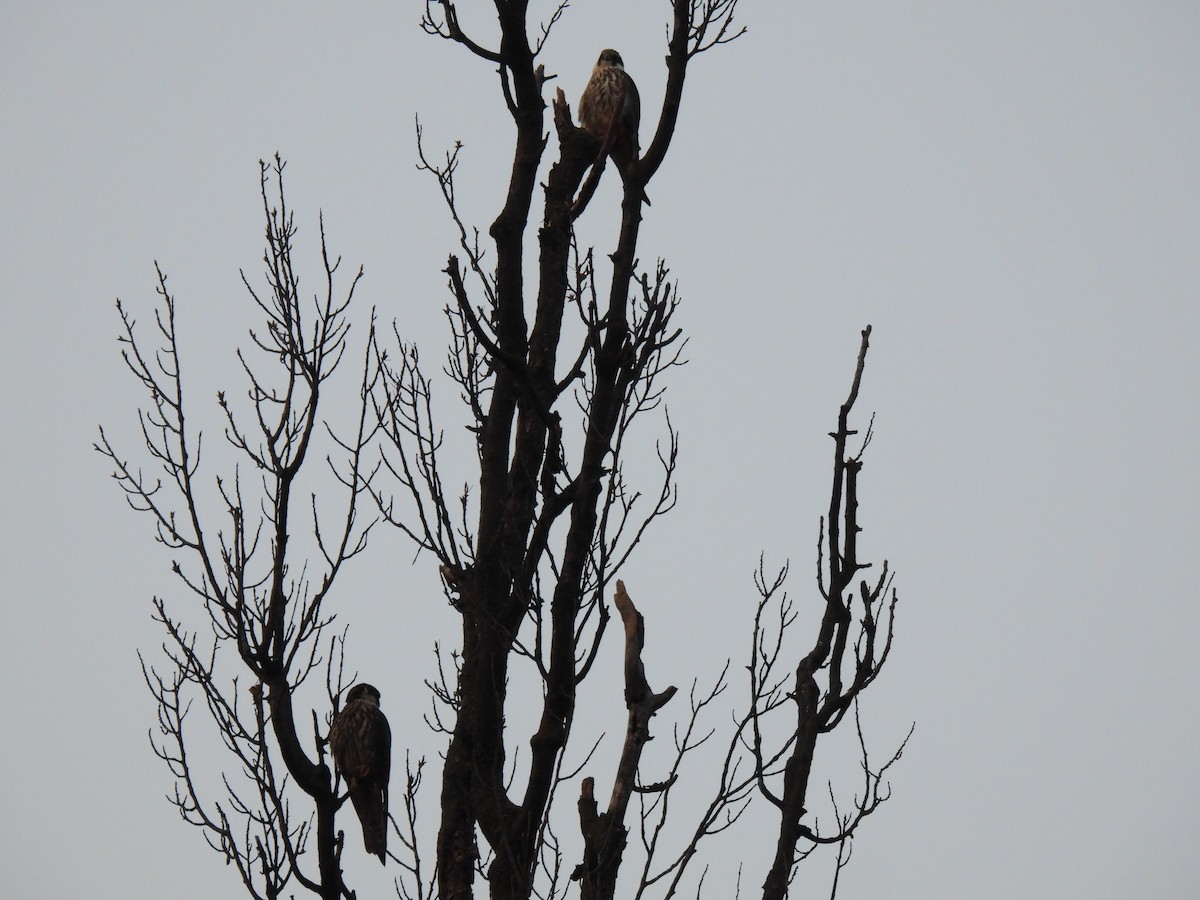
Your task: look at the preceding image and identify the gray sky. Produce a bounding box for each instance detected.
[3,2,1198,897]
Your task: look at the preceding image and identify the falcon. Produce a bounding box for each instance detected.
[578,48,648,201]
[329,682,391,863]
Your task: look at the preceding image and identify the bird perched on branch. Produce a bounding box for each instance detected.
[329,683,391,863]
[578,48,649,203]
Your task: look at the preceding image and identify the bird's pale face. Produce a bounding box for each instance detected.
[597,48,624,70]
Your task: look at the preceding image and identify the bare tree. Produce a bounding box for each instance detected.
[609,327,909,900]
[101,4,909,900]
[98,156,377,899]
[752,327,910,900]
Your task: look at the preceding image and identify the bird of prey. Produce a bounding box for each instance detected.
[329,682,391,863]
[578,48,648,201]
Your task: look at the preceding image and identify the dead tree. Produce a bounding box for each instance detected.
[752,326,910,899]
[390,3,742,899]
[612,328,909,900]
[103,4,909,900]
[97,157,380,899]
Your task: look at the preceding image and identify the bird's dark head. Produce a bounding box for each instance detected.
[346,683,381,706]
[597,48,624,69]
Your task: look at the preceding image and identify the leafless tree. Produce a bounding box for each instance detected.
[101,3,909,899]
[622,327,910,900]
[98,155,379,899]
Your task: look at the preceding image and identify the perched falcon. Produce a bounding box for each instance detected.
[329,683,391,863]
[578,48,647,200]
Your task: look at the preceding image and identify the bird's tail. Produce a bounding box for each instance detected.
[351,784,388,864]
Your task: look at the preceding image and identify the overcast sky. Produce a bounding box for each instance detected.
[3,2,1198,898]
